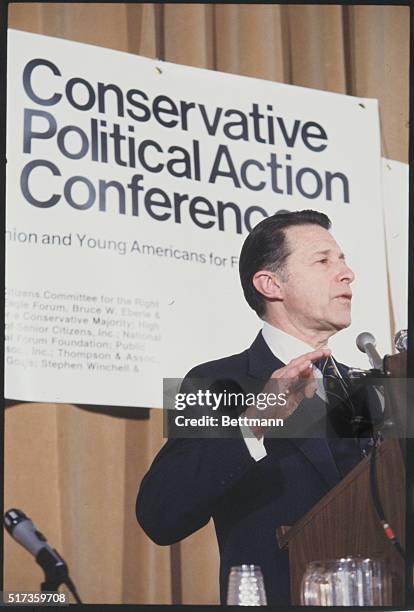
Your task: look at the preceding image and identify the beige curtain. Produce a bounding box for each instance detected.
[5,3,409,604]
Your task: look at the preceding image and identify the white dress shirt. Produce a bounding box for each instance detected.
[241,322,327,461]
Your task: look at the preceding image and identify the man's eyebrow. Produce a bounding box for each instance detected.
[312,249,346,259]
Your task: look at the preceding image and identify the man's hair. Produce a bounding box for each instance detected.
[239,209,331,317]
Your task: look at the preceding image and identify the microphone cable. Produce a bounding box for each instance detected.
[369,433,405,559]
[63,575,83,604]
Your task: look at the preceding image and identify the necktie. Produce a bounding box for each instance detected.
[315,356,372,477]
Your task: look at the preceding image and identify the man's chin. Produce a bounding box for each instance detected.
[332,317,352,331]
[330,303,352,330]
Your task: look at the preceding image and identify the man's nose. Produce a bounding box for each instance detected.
[337,262,355,284]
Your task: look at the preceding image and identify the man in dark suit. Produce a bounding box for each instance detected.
[136,210,379,605]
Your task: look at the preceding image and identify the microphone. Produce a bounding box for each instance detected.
[4,509,65,568]
[4,508,82,602]
[394,329,407,353]
[356,332,383,370]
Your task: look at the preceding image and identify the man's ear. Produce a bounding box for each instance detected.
[252,270,284,301]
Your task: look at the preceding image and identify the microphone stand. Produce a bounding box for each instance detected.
[36,548,82,604]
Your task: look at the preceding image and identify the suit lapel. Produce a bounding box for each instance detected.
[289,439,340,488]
[247,331,341,488]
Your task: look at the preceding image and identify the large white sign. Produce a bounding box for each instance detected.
[5,29,391,406]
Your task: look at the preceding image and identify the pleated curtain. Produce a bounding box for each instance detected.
[5,4,409,604]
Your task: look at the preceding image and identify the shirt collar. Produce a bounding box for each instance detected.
[261,321,321,365]
[261,321,327,399]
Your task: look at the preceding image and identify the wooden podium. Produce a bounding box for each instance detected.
[277,353,406,606]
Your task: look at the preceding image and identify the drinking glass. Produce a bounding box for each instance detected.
[226,564,267,606]
[300,556,390,606]
[301,561,331,605]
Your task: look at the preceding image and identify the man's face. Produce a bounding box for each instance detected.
[278,224,355,334]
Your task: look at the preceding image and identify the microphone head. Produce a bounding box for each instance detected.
[4,508,48,556]
[394,329,407,352]
[356,332,376,353]
[4,508,27,535]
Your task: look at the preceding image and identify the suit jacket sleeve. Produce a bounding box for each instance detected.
[136,435,257,545]
[136,363,262,545]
